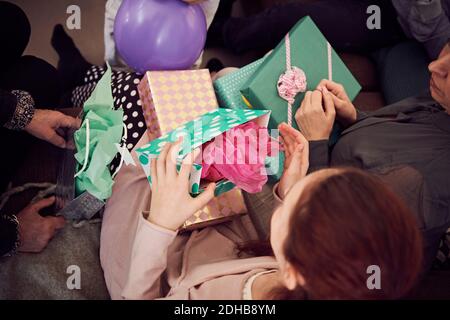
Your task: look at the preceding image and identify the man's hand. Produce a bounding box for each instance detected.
[17,197,65,253]
[25,109,81,149]
[316,79,357,127]
[295,89,335,141]
[148,139,216,231]
[278,123,309,199]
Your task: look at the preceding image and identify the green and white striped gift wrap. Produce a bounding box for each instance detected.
[135,108,271,197]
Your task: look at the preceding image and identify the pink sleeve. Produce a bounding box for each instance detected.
[121,215,178,300]
[272,183,284,204]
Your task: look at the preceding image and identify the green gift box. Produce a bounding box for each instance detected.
[135,108,272,197]
[213,58,286,183]
[213,57,265,110]
[241,16,361,132]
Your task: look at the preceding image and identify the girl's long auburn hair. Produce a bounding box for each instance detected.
[242,168,423,300]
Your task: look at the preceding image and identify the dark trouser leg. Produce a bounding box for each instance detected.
[223,0,404,54]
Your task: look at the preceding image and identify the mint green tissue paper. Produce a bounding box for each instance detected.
[74,65,124,200]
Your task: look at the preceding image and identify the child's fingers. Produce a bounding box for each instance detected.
[278,125,292,155]
[279,136,290,157]
[179,159,192,183]
[281,130,296,155]
[282,127,309,170]
[191,182,216,213]
[150,158,158,187]
[166,139,182,179]
[157,142,171,179]
[179,148,200,182]
[281,123,304,146]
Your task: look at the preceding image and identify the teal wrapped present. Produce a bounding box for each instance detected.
[213,58,287,183]
[213,58,265,109]
[135,108,272,197]
[241,16,361,133]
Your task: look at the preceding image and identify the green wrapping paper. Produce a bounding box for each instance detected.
[213,58,284,182]
[74,65,124,200]
[241,16,361,132]
[213,58,265,109]
[136,108,272,197]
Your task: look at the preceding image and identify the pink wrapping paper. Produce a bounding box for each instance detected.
[201,122,278,193]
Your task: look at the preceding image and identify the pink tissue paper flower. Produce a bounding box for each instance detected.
[200,121,279,193]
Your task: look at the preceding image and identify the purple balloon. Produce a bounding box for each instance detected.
[114,0,207,73]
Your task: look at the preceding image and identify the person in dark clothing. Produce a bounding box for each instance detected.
[208,0,404,54]
[0,1,80,257]
[285,42,450,271]
[208,0,450,104]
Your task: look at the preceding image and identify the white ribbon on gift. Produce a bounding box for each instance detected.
[277,35,333,127]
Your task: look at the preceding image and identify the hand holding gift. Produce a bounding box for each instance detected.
[316,79,357,128]
[25,109,81,149]
[136,108,273,230]
[58,65,125,221]
[240,16,361,142]
[294,89,336,141]
[137,108,273,197]
[148,139,216,231]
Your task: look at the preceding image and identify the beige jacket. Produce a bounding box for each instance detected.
[100,134,278,300]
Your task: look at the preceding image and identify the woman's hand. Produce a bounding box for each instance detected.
[294,89,336,141]
[148,140,216,231]
[278,123,309,199]
[25,109,81,149]
[316,79,357,127]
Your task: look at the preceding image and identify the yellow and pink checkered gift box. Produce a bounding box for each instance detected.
[143,188,247,232]
[137,69,248,230]
[138,69,219,140]
[181,188,247,231]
